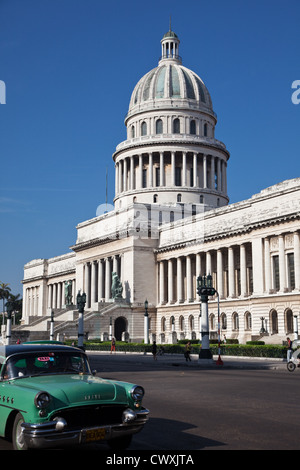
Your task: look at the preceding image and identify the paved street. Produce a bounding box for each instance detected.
[1,352,299,451]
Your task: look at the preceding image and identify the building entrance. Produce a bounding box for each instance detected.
[115,317,127,341]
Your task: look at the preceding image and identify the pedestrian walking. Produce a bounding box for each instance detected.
[110,337,116,354]
[152,341,157,360]
[287,337,293,362]
[184,341,192,362]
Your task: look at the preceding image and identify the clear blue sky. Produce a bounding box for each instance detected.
[0,0,299,297]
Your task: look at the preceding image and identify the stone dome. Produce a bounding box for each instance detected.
[114,29,229,212]
[127,29,214,120]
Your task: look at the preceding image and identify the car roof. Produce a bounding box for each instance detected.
[0,344,84,359]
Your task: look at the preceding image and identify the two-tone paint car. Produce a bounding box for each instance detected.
[0,343,149,450]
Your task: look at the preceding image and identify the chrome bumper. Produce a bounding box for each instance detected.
[21,408,149,449]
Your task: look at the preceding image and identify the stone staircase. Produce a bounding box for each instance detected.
[10,302,126,343]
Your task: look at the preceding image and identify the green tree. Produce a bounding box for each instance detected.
[6,293,22,325]
[0,283,11,326]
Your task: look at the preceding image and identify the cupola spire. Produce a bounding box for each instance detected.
[160,20,181,64]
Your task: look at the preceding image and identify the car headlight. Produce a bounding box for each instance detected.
[34,391,51,409]
[130,385,144,402]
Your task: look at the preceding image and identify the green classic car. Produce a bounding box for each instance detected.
[0,343,149,450]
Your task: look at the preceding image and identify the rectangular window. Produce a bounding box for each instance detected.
[155,167,160,186]
[175,167,181,186]
[142,169,147,188]
[273,256,280,291]
[287,253,295,290]
[190,168,193,187]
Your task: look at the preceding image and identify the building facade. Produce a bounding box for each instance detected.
[21,29,300,344]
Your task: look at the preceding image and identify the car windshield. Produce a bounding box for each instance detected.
[1,351,91,380]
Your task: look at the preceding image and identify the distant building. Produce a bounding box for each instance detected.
[21,29,300,344]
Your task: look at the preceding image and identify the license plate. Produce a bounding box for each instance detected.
[85,428,106,442]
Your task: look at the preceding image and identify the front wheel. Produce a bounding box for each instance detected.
[287,361,296,372]
[12,412,28,450]
[107,434,132,450]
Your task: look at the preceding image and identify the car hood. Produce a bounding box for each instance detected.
[12,374,129,407]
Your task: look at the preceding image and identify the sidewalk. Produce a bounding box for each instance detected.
[87,350,288,371]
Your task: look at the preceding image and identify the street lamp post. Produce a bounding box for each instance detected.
[5,300,13,345]
[50,310,54,341]
[144,299,149,344]
[76,291,86,349]
[197,274,215,361]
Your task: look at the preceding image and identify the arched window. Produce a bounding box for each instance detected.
[153,194,158,203]
[156,119,163,134]
[232,312,239,330]
[177,193,182,202]
[131,125,135,138]
[221,313,227,330]
[190,120,196,135]
[141,121,147,136]
[245,311,252,330]
[285,309,294,334]
[270,309,278,334]
[189,315,194,331]
[173,118,180,134]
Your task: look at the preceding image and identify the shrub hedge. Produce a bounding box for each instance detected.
[69,340,288,359]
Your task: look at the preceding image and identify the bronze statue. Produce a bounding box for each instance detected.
[111,272,123,299]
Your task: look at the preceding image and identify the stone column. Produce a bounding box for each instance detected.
[186,255,193,302]
[203,154,207,188]
[228,247,235,298]
[130,156,134,190]
[240,244,247,297]
[57,282,62,309]
[217,249,224,299]
[294,231,300,290]
[206,251,212,275]
[149,152,153,187]
[84,263,90,308]
[98,259,104,300]
[115,163,119,195]
[118,160,122,193]
[48,284,52,309]
[177,257,183,303]
[182,151,187,186]
[171,151,175,186]
[91,261,97,304]
[159,261,165,304]
[264,237,271,293]
[160,152,164,186]
[168,259,173,303]
[105,258,111,301]
[123,158,127,192]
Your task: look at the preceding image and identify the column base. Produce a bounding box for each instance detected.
[199,349,212,360]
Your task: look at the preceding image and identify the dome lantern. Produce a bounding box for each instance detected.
[160,28,181,64]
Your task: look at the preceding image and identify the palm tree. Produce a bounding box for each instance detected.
[0,283,11,326]
[6,293,22,325]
